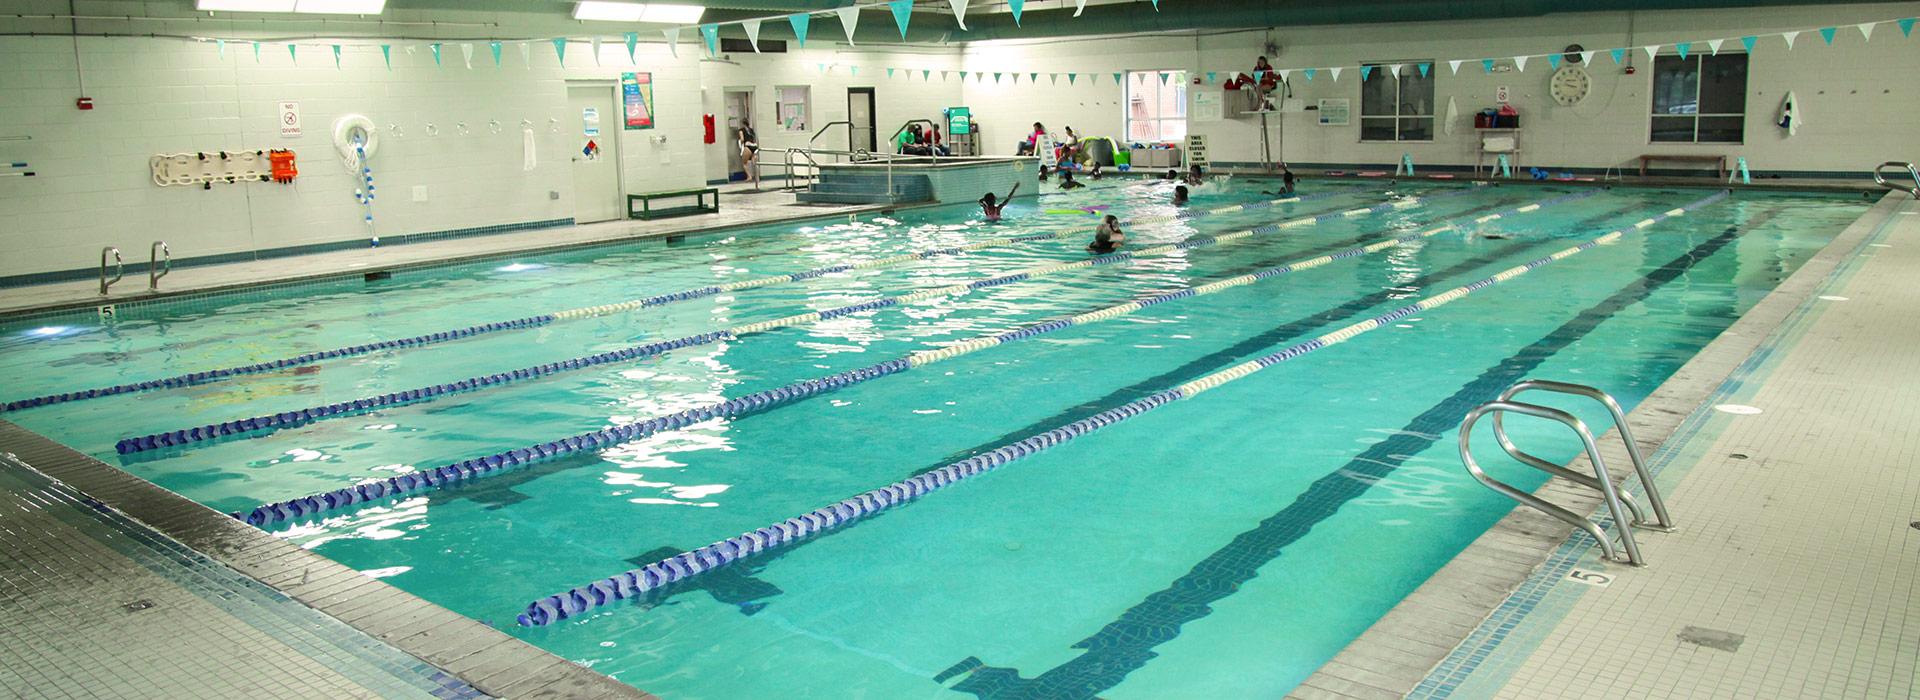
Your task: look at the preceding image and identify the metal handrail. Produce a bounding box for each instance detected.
[148,241,171,291]
[810,120,852,156]
[99,247,123,295]
[1872,161,1919,197]
[1459,380,1677,566]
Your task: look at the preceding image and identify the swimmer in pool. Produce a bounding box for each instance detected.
[1183,164,1205,186]
[1088,161,1105,180]
[1087,215,1124,254]
[979,182,1020,222]
[1173,185,1189,205]
[1164,169,1179,180]
[1059,170,1086,190]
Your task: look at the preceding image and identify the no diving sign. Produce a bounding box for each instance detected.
[279,101,301,137]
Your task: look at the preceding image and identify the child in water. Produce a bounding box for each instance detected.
[1059,170,1086,190]
[1087,215,1124,254]
[979,182,1020,222]
[1183,164,1206,186]
[1173,185,1189,205]
[1164,169,1179,180]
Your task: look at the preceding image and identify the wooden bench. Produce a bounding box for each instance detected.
[627,187,719,220]
[1638,154,1726,179]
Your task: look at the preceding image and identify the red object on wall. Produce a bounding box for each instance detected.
[76,97,94,110]
[268,149,298,183]
[702,114,716,144]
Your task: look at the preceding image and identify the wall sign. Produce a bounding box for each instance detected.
[1496,85,1510,103]
[278,101,301,137]
[1191,91,1223,122]
[621,72,655,130]
[1317,98,1350,126]
[583,107,600,136]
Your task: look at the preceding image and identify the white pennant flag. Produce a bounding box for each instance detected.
[591,37,602,66]
[1706,39,1724,55]
[519,42,530,69]
[1578,50,1595,65]
[1781,31,1798,49]
[1513,55,1528,72]
[743,19,762,52]
[1388,63,1402,77]
[837,6,861,45]
[1857,22,1875,42]
[1447,59,1463,74]
[460,42,474,69]
[1277,69,1291,82]
[1074,0,1087,16]
[1328,66,1343,81]
[1643,45,1660,61]
[949,0,970,30]
[664,28,680,58]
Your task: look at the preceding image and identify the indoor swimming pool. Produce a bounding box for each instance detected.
[0,179,1870,698]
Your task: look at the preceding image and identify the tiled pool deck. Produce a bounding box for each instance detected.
[1294,190,1920,699]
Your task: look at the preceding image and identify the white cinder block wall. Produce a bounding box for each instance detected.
[959,2,1920,174]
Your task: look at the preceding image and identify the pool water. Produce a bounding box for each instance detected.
[0,179,1867,698]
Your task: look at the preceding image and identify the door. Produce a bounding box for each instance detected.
[567,84,622,223]
[847,87,876,153]
[723,89,753,180]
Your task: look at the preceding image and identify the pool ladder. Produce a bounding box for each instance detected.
[1458,380,1676,566]
[1873,161,1919,198]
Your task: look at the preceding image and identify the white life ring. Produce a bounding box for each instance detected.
[332,114,378,172]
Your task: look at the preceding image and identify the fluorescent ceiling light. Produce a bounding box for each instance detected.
[293,0,386,13]
[574,1,647,21]
[196,0,385,13]
[639,4,705,23]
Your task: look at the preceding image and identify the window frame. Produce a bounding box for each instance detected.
[1123,69,1189,144]
[1648,52,1749,145]
[1358,60,1436,143]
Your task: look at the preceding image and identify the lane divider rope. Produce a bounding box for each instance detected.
[231,188,1608,527]
[510,189,1731,627]
[120,188,1493,455]
[7,186,1389,414]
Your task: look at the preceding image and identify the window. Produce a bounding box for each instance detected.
[775,85,809,132]
[1125,70,1187,143]
[1360,61,1434,142]
[1651,53,1747,143]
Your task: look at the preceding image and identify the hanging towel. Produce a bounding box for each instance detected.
[1776,91,1803,137]
[522,127,538,171]
[1444,96,1460,136]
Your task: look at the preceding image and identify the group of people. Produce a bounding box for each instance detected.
[895,123,951,156]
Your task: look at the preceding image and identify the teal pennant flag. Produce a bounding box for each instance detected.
[1008,0,1024,25]
[890,0,913,38]
[789,13,810,48]
[1819,26,1837,44]
[1741,35,1758,52]
[699,25,719,56]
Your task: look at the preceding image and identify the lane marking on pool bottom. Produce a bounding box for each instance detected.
[510,189,1730,628]
[121,187,1501,455]
[5,186,1388,415]
[232,189,1608,529]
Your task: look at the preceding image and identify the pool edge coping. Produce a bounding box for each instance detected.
[1285,190,1910,700]
[0,419,655,700]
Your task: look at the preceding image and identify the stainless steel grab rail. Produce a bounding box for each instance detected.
[1872,161,1919,197]
[1459,380,1676,566]
[99,247,123,295]
[148,240,171,291]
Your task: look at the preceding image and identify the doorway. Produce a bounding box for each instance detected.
[723,89,753,181]
[566,84,622,223]
[847,87,876,153]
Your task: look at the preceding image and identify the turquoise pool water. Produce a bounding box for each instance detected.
[0,180,1867,698]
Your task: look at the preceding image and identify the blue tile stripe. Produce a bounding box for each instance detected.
[119,188,1488,455]
[234,189,1599,529]
[512,190,1685,627]
[8,186,1388,416]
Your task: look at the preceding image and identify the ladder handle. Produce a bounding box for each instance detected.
[1462,400,1646,565]
[1496,379,1674,529]
[1488,421,1651,527]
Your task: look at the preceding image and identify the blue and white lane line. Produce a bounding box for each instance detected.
[231,189,1615,527]
[510,189,1731,628]
[119,188,1495,455]
[4,186,1391,415]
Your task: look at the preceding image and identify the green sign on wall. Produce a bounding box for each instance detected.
[622,72,654,130]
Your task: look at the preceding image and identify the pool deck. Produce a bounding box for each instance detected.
[1293,190,1920,700]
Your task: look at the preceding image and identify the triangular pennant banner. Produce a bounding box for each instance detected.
[254,42,261,62]
[949,0,970,30]
[1609,48,1625,64]
[1159,72,1170,85]
[1548,54,1560,70]
[1112,72,1124,85]
[520,41,531,68]
[461,42,474,69]
[850,66,858,76]
[887,67,895,78]
[1578,50,1594,65]
[624,32,637,62]
[1278,69,1291,82]
[430,43,442,66]
[1741,35,1759,52]
[288,44,297,63]
[1151,0,1159,8]
[381,44,391,69]
[1418,62,1430,77]
[490,41,502,67]
[1899,18,1915,38]
[923,69,931,80]
[591,37,603,66]
[1074,0,1087,17]
[332,44,341,69]
[1029,72,1038,83]
[1302,68,1315,81]
[1068,73,1077,84]
[1447,59,1462,74]
[1706,38,1724,55]
[552,38,567,64]
[1643,45,1660,61]
[664,28,680,58]
[1513,55,1528,72]
[1254,70,1266,83]
[699,25,719,56]
[1008,0,1024,25]
[742,19,762,52]
[1856,22,1875,42]
[1482,58,1495,72]
[889,0,912,38]
[1358,66,1371,80]
[216,39,225,59]
[839,6,862,45]
[1328,66,1342,81]
[1205,71,1216,83]
[1391,63,1405,78]
[993,72,1002,83]
[789,13,810,48]
[1782,31,1799,49]
[959,70,968,80]
[1818,26,1836,44]
[1675,42,1689,59]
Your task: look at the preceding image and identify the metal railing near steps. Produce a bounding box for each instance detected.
[98,247,123,296]
[1873,161,1919,198]
[148,241,171,291]
[1458,379,1676,567]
